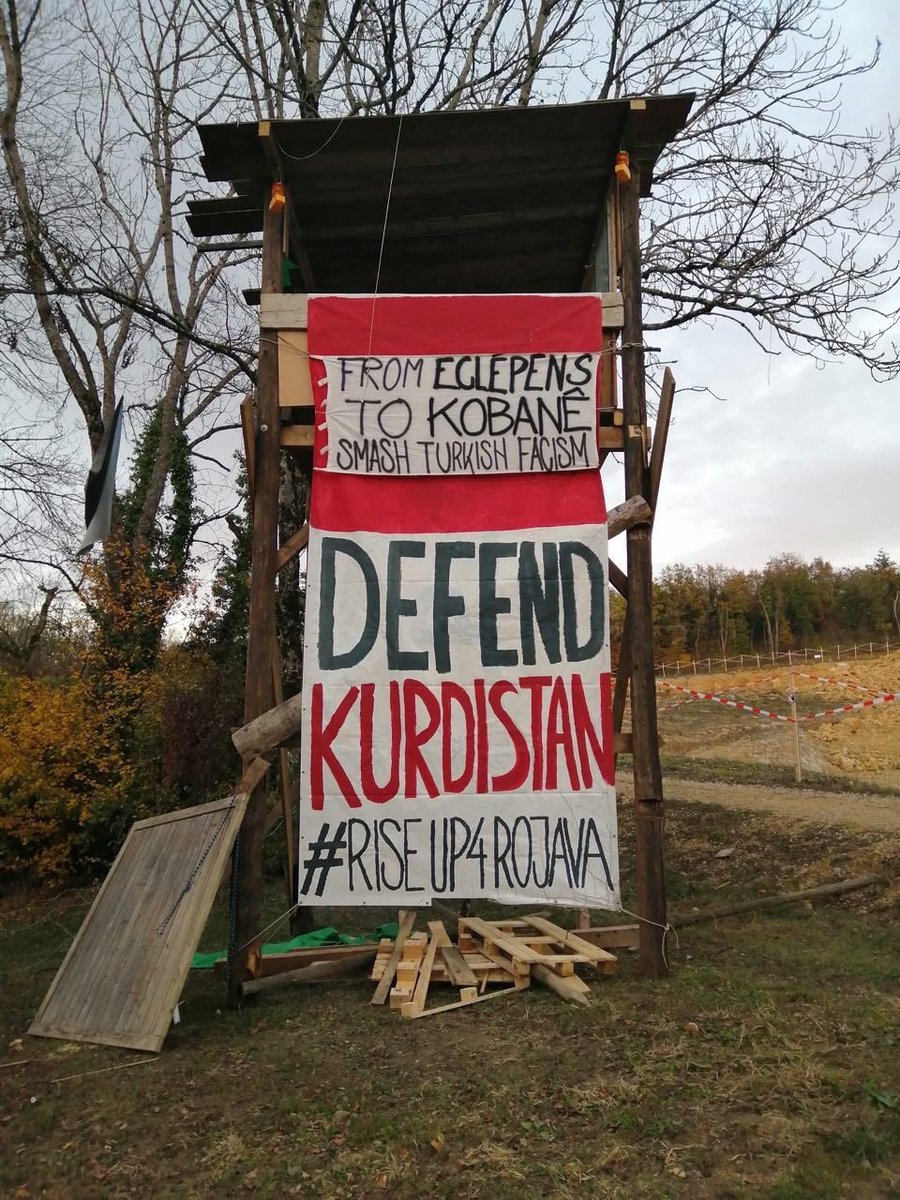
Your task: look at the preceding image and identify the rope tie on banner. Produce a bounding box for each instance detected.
[230,903,300,959]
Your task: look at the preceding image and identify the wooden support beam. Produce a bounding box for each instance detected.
[649,367,675,518]
[233,691,302,759]
[619,165,667,979]
[230,190,286,1003]
[240,396,256,496]
[673,874,885,927]
[277,523,309,571]
[613,731,633,755]
[608,496,652,539]
[608,558,629,600]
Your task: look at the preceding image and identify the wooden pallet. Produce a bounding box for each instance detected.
[460,915,619,978]
[371,914,617,1019]
[371,939,515,987]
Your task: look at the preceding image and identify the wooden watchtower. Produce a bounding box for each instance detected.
[189,94,694,991]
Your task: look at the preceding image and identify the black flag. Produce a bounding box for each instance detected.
[78,401,124,554]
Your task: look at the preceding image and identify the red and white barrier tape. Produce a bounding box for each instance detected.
[658,681,896,724]
[803,695,896,721]
[790,671,887,696]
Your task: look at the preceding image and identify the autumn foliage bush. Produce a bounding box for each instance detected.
[0,543,244,885]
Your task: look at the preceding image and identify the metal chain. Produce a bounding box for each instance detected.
[155,804,234,937]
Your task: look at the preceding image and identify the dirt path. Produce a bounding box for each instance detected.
[619,777,900,834]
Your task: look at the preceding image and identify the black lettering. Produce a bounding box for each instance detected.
[403,819,425,891]
[377,818,405,891]
[386,540,429,670]
[433,541,475,673]
[428,394,462,436]
[377,397,412,438]
[559,541,606,661]
[567,353,594,387]
[493,816,514,888]
[319,538,379,669]
[346,819,372,892]
[479,542,518,667]
[583,818,615,890]
[518,542,561,665]
[433,357,455,389]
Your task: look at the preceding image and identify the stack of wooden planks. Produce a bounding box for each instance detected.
[370,913,619,1018]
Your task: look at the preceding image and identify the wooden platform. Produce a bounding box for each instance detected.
[29,794,250,1053]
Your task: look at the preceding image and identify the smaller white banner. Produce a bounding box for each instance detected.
[317,352,600,476]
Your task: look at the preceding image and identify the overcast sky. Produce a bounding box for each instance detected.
[605,0,899,574]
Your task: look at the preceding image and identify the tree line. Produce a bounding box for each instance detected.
[610,551,900,664]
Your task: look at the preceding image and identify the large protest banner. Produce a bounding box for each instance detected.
[298,294,618,909]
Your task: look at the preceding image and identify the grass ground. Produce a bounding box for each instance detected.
[2,791,898,1199]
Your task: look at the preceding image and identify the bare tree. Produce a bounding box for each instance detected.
[0,0,257,631]
[198,0,900,377]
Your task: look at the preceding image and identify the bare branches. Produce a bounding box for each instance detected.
[0,0,258,595]
[196,0,900,376]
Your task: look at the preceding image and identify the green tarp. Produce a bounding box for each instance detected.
[191,923,399,970]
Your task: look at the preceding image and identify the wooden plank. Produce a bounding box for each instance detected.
[242,948,376,995]
[216,941,380,979]
[30,792,250,1052]
[240,395,256,496]
[522,914,619,966]
[400,925,444,1017]
[577,925,640,950]
[438,945,479,988]
[370,911,416,1006]
[260,293,310,329]
[597,426,625,451]
[458,918,543,963]
[407,981,528,1020]
[277,331,314,407]
[648,367,675,512]
[531,963,591,1006]
[281,426,315,449]
[260,291,625,332]
[390,933,427,1009]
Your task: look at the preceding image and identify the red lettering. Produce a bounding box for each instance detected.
[545,676,579,790]
[310,682,361,810]
[488,680,530,790]
[571,673,614,786]
[403,680,441,798]
[359,682,401,802]
[474,678,489,793]
[441,682,475,793]
[519,676,551,789]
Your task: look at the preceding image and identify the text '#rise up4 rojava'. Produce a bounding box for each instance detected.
[298,294,619,910]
